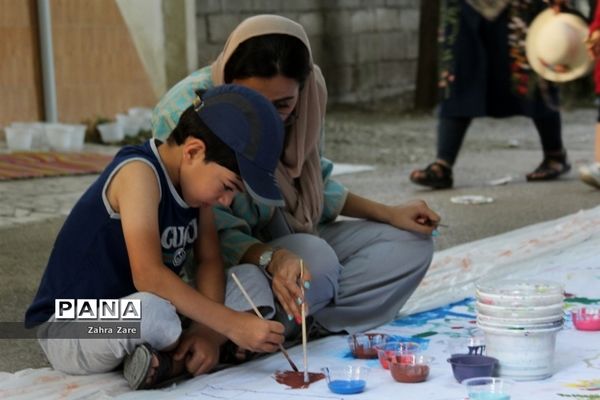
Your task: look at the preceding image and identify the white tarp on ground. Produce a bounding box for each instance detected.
[1,206,600,400]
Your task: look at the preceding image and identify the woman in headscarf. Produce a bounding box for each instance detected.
[153,14,438,347]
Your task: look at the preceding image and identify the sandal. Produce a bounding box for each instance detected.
[526,150,571,181]
[410,161,453,189]
[123,343,173,390]
[579,163,600,189]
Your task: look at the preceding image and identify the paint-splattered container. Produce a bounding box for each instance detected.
[375,341,422,369]
[390,354,433,383]
[347,333,389,359]
[477,312,564,328]
[479,325,561,381]
[476,279,564,381]
[476,302,563,319]
[476,280,564,307]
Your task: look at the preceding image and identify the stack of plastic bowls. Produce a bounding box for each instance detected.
[475,280,564,381]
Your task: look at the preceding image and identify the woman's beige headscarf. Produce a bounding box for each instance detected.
[211,15,328,234]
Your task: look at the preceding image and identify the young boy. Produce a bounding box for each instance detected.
[25,85,286,389]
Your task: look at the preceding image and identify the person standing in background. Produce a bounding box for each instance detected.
[410,0,571,190]
[580,1,600,189]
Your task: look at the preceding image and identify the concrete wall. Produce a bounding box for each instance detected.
[0,0,157,127]
[195,0,420,108]
[0,0,44,126]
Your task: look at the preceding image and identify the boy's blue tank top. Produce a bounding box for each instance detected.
[25,139,198,328]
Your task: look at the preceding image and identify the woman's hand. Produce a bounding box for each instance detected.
[385,200,441,235]
[227,312,285,353]
[267,248,312,324]
[587,30,600,60]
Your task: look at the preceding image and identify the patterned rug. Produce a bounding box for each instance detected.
[0,152,113,180]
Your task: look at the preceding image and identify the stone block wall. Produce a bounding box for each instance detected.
[195,0,420,109]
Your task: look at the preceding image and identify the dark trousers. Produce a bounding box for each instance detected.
[436,113,564,166]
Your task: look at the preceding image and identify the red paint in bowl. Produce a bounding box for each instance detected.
[572,307,600,331]
[375,341,421,369]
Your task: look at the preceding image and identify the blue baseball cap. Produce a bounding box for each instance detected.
[194,84,285,206]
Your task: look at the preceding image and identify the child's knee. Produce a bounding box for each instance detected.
[134,292,182,349]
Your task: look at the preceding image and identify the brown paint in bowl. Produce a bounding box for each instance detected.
[389,354,432,383]
[347,333,389,359]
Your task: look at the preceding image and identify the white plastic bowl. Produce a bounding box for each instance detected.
[97,122,124,143]
[477,316,563,330]
[477,289,564,307]
[476,301,564,319]
[5,126,33,151]
[480,324,562,381]
[11,122,46,149]
[477,279,564,297]
[478,312,564,327]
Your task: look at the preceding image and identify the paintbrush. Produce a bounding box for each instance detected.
[230,272,299,372]
[300,259,309,383]
[426,220,449,228]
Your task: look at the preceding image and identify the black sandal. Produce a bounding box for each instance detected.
[123,343,174,390]
[410,161,453,189]
[526,150,571,181]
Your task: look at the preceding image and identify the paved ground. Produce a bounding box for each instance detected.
[0,107,598,372]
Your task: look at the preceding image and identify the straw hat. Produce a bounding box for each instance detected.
[525,9,592,82]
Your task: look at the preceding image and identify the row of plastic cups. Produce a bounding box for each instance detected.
[5,123,86,152]
[347,333,431,384]
[98,111,152,143]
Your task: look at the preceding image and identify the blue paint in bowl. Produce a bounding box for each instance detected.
[322,366,369,395]
[468,393,510,400]
[328,379,366,394]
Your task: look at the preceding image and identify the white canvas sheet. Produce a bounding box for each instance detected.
[2,206,599,400]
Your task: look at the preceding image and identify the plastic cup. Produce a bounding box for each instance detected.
[571,307,600,331]
[390,354,433,383]
[463,377,513,400]
[116,114,141,137]
[45,124,74,151]
[347,332,389,359]
[321,366,369,395]
[5,126,33,151]
[375,341,421,369]
[97,122,124,143]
